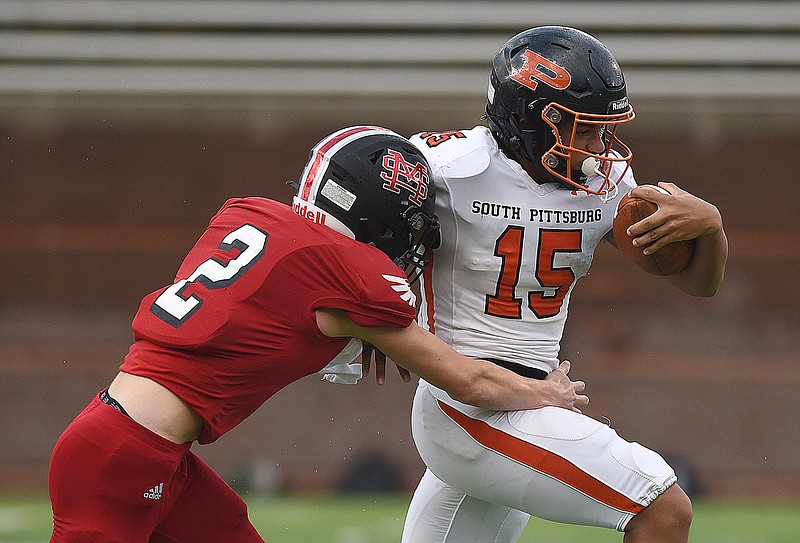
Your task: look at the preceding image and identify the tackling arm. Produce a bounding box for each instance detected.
[315,308,588,412]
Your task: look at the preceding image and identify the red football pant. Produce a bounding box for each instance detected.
[49,393,265,543]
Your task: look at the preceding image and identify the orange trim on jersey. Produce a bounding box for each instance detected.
[437,400,645,515]
[422,252,436,334]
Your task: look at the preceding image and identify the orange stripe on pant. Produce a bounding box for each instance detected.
[437,400,645,516]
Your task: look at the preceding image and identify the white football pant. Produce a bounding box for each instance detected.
[402,381,677,542]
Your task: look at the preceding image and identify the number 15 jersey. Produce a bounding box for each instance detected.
[409,126,636,374]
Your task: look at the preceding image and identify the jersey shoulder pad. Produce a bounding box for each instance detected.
[410,127,493,179]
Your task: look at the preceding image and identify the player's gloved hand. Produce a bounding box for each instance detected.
[545,360,589,413]
[361,341,412,386]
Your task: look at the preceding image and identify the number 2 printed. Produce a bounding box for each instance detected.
[151,224,268,327]
[485,227,581,319]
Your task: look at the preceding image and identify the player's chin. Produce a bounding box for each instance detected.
[569,170,588,184]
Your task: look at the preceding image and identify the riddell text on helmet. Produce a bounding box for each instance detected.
[292,201,326,226]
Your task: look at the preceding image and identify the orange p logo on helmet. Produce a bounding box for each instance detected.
[510,50,571,91]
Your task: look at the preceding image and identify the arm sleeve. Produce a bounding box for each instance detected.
[301,242,417,329]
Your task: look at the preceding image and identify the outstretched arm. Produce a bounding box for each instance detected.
[624,182,728,296]
[316,308,588,412]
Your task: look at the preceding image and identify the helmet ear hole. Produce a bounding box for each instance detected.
[515,113,536,131]
[378,221,395,240]
[367,150,382,165]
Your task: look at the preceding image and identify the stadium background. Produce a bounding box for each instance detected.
[1,0,799,502]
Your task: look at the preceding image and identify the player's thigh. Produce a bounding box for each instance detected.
[411,385,676,531]
[151,451,264,543]
[49,401,181,543]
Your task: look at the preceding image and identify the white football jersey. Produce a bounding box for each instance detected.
[410,126,636,373]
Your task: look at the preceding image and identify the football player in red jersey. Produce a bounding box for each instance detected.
[400,28,728,543]
[47,126,588,543]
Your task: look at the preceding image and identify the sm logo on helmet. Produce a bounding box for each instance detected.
[380,149,429,206]
[510,50,571,92]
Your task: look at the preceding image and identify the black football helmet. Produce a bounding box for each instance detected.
[485,26,635,198]
[292,126,440,283]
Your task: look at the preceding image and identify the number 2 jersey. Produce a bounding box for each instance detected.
[409,126,636,374]
[120,197,416,444]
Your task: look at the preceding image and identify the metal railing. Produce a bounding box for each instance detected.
[1,1,799,117]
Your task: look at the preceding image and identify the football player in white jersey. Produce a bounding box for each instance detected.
[400,27,728,543]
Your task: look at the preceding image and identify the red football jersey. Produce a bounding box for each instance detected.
[121,197,416,443]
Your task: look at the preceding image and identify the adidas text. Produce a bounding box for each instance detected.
[144,483,163,500]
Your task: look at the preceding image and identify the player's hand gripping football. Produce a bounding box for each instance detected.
[361,342,412,386]
[545,360,589,413]
[625,182,723,256]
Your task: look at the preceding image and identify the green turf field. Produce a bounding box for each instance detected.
[3,493,799,542]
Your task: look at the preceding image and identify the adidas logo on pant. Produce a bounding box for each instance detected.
[144,483,163,500]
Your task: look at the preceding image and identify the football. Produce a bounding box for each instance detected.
[613,188,695,276]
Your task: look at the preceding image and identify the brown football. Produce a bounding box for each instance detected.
[613,189,695,276]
